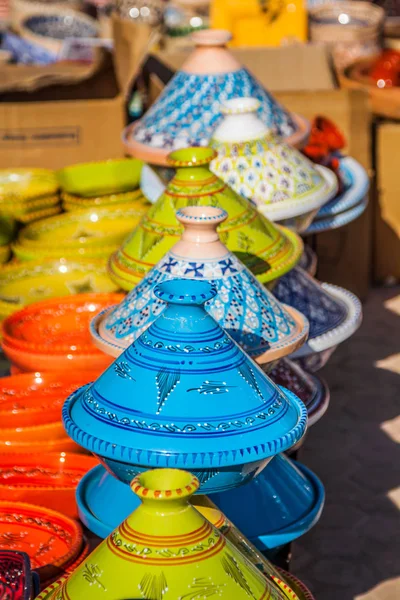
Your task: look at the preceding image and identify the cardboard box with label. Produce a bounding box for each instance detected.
[0,19,158,170]
[145,43,373,300]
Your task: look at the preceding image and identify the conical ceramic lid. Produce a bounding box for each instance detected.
[273,267,363,356]
[64,279,307,493]
[39,468,291,600]
[94,206,308,363]
[122,30,310,166]
[212,453,325,551]
[210,98,338,224]
[109,147,303,291]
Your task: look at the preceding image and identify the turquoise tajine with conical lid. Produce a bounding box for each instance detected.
[63,279,307,494]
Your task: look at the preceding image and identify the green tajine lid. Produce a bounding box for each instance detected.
[109,147,303,291]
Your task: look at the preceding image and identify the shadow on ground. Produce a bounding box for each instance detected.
[292,287,400,600]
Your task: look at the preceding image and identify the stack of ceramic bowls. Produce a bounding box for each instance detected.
[0,258,119,323]
[0,168,61,223]
[58,158,149,211]
[12,205,148,262]
[0,500,89,589]
[0,371,98,453]
[1,293,124,373]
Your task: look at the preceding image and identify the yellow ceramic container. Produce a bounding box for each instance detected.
[37,469,288,600]
[62,189,148,211]
[0,168,59,201]
[210,0,307,47]
[17,205,62,224]
[57,158,143,198]
[0,258,119,318]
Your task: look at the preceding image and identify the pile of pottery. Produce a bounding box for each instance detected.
[0,28,368,599]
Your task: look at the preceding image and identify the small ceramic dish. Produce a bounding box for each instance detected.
[16,205,146,250]
[0,453,98,518]
[0,371,100,428]
[0,168,58,201]
[57,158,143,197]
[0,258,119,318]
[0,501,83,582]
[305,195,369,234]
[18,11,99,56]
[2,293,125,355]
[0,550,38,600]
[62,188,149,211]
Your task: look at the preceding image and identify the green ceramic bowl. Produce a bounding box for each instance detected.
[57,159,144,198]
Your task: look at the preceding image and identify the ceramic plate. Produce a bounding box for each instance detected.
[0,372,100,428]
[0,169,58,200]
[305,196,369,234]
[0,259,118,317]
[0,502,82,577]
[57,158,143,197]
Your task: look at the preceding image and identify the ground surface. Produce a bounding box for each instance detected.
[293,287,400,600]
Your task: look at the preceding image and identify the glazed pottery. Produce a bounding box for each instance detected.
[0,501,83,582]
[0,258,119,320]
[370,48,400,87]
[305,195,368,234]
[0,550,39,600]
[0,31,57,64]
[0,216,17,246]
[298,246,318,276]
[0,453,98,518]
[123,29,310,165]
[93,206,308,364]
[0,371,101,428]
[115,0,164,24]
[212,453,325,551]
[64,279,307,494]
[311,156,369,221]
[75,452,324,553]
[39,468,291,599]
[0,168,58,200]
[109,147,303,291]
[18,11,99,55]
[62,188,148,211]
[309,1,384,71]
[0,245,11,265]
[1,294,122,373]
[273,267,362,361]
[210,97,338,232]
[1,197,61,225]
[57,158,143,197]
[13,205,148,262]
[269,358,330,427]
[0,436,81,454]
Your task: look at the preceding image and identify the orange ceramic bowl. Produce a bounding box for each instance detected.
[0,435,82,454]
[0,420,67,442]
[2,293,125,354]
[2,338,114,373]
[0,371,100,428]
[0,453,98,518]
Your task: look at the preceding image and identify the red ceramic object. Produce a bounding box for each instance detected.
[0,436,81,455]
[0,421,66,443]
[2,293,125,353]
[40,536,91,590]
[0,453,98,518]
[0,502,83,583]
[370,49,400,88]
[0,371,100,428]
[0,550,35,600]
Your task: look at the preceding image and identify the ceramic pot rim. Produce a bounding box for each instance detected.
[76,464,113,538]
[292,283,362,357]
[257,165,338,222]
[63,386,308,467]
[21,10,99,38]
[252,460,325,550]
[34,577,66,600]
[305,196,368,234]
[0,168,58,200]
[221,97,261,115]
[122,113,310,167]
[276,568,316,600]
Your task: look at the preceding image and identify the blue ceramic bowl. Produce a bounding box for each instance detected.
[23,13,99,40]
[77,454,324,551]
[305,196,368,234]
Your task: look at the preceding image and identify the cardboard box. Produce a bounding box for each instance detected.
[374,120,400,284]
[148,43,373,299]
[0,19,159,170]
